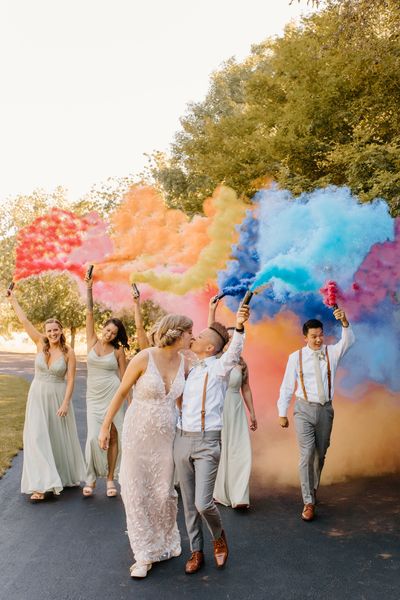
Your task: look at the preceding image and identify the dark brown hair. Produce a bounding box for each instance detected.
[104,318,130,350]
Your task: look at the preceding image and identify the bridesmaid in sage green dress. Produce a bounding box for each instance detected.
[82,274,129,498]
[8,290,85,501]
[208,299,257,508]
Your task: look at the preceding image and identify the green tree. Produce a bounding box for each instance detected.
[150,0,400,215]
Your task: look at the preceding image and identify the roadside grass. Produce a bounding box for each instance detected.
[0,374,29,477]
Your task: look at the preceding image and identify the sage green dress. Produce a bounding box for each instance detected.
[21,353,85,495]
[84,348,124,483]
[213,366,252,507]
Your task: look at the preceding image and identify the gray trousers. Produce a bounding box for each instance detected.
[173,430,222,552]
[293,398,334,505]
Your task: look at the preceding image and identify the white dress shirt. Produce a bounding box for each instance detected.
[179,330,245,432]
[277,326,355,417]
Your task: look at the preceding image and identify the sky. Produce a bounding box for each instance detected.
[0,0,312,203]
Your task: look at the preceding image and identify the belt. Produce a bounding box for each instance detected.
[296,396,332,407]
[177,429,221,440]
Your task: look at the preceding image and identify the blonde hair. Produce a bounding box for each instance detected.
[43,318,69,356]
[155,314,193,348]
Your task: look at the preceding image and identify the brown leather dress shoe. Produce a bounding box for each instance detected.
[213,530,229,568]
[301,503,315,521]
[185,551,204,574]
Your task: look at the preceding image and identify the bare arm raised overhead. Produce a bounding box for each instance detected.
[7,289,44,346]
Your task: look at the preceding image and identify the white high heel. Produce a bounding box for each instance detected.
[130,563,152,578]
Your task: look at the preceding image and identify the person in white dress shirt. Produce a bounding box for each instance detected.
[277,308,355,521]
[174,304,250,574]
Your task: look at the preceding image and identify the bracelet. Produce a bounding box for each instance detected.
[235,327,244,333]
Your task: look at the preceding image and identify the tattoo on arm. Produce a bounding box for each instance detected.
[87,287,94,311]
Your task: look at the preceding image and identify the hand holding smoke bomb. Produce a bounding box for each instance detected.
[241,290,254,307]
[86,265,94,280]
[6,282,14,297]
[211,292,226,304]
[131,283,140,300]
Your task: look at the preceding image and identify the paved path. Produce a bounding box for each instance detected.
[0,352,399,600]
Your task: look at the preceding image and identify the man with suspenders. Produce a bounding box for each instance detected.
[277,308,355,521]
[174,305,250,574]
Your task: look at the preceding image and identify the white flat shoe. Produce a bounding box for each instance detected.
[160,546,181,561]
[130,563,152,578]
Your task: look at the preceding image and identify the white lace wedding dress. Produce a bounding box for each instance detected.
[119,349,184,565]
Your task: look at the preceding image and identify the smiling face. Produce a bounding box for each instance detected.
[305,327,324,351]
[45,322,63,344]
[101,322,119,344]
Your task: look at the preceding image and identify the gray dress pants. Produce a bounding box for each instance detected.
[293,398,334,505]
[173,430,222,552]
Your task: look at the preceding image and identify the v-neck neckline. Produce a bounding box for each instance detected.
[42,353,64,369]
[149,351,182,396]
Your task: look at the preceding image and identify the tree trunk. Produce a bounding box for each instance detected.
[70,327,76,349]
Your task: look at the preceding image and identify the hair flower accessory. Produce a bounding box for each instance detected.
[166,328,179,336]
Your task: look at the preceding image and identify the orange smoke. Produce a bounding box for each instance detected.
[215,309,400,487]
[96,185,231,286]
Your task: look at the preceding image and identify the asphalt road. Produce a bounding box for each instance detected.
[0,352,399,600]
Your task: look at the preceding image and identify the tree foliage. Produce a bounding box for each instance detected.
[150,0,400,215]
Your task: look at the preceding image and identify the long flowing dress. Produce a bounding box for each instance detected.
[85,348,124,483]
[119,350,184,565]
[214,366,252,507]
[21,353,85,495]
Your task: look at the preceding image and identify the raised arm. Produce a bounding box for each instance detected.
[132,293,150,350]
[215,306,249,376]
[7,290,43,345]
[207,295,219,327]
[56,348,76,417]
[330,308,355,361]
[98,350,148,449]
[85,276,97,351]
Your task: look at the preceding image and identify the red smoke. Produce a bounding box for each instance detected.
[14,208,111,281]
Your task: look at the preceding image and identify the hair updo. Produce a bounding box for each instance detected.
[155,314,193,348]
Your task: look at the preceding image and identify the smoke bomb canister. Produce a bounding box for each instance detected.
[86,265,94,279]
[241,290,254,306]
[132,283,140,298]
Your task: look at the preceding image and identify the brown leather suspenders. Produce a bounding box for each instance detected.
[178,371,209,433]
[200,372,209,432]
[298,346,331,402]
[298,348,308,401]
[326,346,332,400]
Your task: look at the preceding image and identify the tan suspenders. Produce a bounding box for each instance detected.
[178,371,209,433]
[298,346,331,402]
[298,347,308,401]
[200,372,209,432]
[326,347,332,400]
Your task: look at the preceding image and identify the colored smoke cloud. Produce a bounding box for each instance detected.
[218,185,400,391]
[129,186,246,294]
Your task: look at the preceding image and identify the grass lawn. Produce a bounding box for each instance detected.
[0,374,29,477]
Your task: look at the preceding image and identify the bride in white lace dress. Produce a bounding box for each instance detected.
[99,314,193,578]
